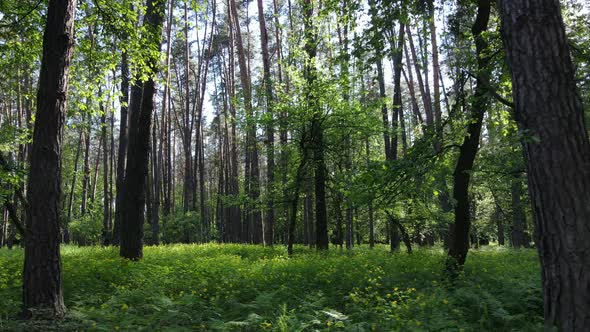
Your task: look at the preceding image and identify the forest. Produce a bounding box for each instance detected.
[0,0,589,330]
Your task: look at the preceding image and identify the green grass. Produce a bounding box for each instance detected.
[0,244,543,331]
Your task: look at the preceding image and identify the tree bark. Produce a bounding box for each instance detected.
[446,0,491,271]
[113,40,130,246]
[120,0,166,260]
[101,98,112,245]
[80,115,92,216]
[406,25,433,127]
[257,0,275,247]
[510,173,526,248]
[302,0,328,250]
[428,0,442,140]
[23,0,76,318]
[66,124,84,243]
[498,1,590,329]
[230,0,263,244]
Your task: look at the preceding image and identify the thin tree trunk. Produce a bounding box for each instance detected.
[66,124,83,243]
[510,173,526,248]
[230,0,263,244]
[428,0,442,140]
[446,0,491,272]
[91,135,102,204]
[365,139,375,248]
[257,0,275,247]
[151,114,161,244]
[101,98,112,245]
[80,115,92,216]
[403,41,424,125]
[162,0,173,217]
[406,25,433,127]
[391,23,405,161]
[113,36,130,246]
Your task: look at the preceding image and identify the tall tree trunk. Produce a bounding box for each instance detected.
[402,42,424,126]
[287,138,309,256]
[91,135,102,204]
[162,0,174,217]
[230,0,263,244]
[113,41,130,246]
[120,0,165,260]
[499,1,590,328]
[301,0,328,250]
[182,0,194,214]
[257,0,275,247]
[391,23,405,162]
[365,139,375,248]
[23,0,76,318]
[80,116,92,216]
[406,25,433,127]
[446,0,491,272]
[66,124,83,243]
[151,115,161,244]
[428,0,442,140]
[101,100,112,245]
[225,7,241,242]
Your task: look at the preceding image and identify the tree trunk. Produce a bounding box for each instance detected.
[182,0,194,214]
[120,0,166,260]
[257,0,275,247]
[66,124,84,243]
[162,0,174,217]
[90,135,101,204]
[23,0,76,318]
[510,173,526,248]
[498,1,590,329]
[446,0,491,272]
[225,7,241,242]
[428,0,442,140]
[406,25,433,127]
[494,207,505,246]
[113,44,130,246]
[230,0,262,244]
[80,116,92,216]
[101,99,112,245]
[390,23,405,161]
[302,0,328,250]
[151,115,161,245]
[366,139,375,248]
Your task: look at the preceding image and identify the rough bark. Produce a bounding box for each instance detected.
[23,0,76,318]
[498,1,590,329]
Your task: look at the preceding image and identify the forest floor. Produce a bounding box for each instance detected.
[0,244,543,331]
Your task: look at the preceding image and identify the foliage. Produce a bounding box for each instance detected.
[0,244,543,331]
[69,208,104,246]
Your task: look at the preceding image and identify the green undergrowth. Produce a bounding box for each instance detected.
[0,244,543,331]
